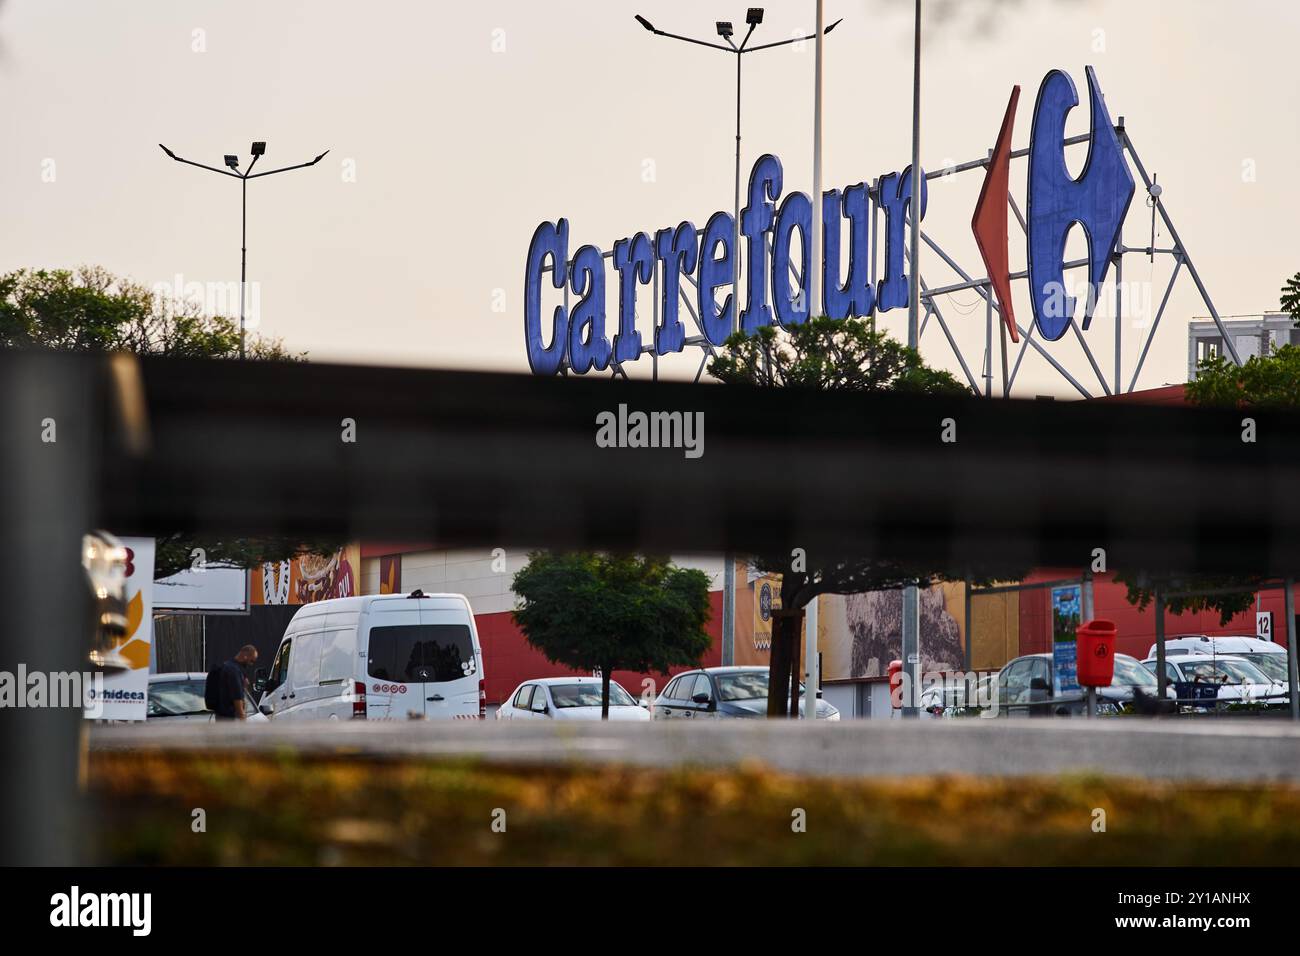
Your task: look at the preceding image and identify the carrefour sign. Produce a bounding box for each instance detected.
[524,65,1135,376]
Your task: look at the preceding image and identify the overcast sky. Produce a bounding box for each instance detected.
[1,0,1296,397]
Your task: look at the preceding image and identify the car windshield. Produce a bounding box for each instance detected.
[1216,659,1270,683]
[550,682,636,708]
[1111,656,1157,688]
[1242,654,1288,682]
[147,679,208,717]
[1178,658,1269,684]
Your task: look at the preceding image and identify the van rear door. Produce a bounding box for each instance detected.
[362,603,426,719]
[419,602,480,719]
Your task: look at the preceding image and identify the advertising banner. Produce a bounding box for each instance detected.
[251,545,360,606]
[752,574,780,652]
[1051,585,1082,696]
[86,536,154,721]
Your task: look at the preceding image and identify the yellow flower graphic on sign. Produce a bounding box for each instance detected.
[112,591,151,670]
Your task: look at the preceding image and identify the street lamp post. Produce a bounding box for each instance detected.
[635,8,840,685]
[634,9,841,336]
[159,141,329,359]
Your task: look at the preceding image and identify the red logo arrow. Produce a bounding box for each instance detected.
[971,86,1021,343]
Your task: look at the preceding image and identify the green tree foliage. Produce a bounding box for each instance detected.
[1113,572,1264,628]
[512,552,713,718]
[0,265,331,578]
[0,266,298,358]
[1280,271,1300,327]
[708,316,989,716]
[1185,343,1300,408]
[708,315,970,395]
[152,534,345,583]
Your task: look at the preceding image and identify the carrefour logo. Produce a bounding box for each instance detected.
[524,65,1133,374]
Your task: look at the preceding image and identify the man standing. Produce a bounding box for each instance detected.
[206,645,259,720]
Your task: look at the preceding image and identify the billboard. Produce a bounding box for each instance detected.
[155,564,249,612]
[820,582,967,681]
[251,545,361,606]
[85,536,153,721]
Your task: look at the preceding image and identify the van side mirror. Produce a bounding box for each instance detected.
[253,668,268,693]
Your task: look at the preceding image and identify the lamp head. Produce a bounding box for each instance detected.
[634,14,655,32]
[223,154,239,171]
[250,141,266,156]
[746,8,764,26]
[716,20,734,38]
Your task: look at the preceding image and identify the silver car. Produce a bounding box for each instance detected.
[991,652,1171,716]
[651,666,839,720]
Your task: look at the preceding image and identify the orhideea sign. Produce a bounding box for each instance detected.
[524,66,1133,375]
[84,536,154,721]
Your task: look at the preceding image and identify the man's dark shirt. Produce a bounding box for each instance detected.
[211,659,246,719]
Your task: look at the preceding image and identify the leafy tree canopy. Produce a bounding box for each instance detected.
[708,315,971,395]
[0,266,298,359]
[512,552,712,716]
[708,316,1005,714]
[0,265,328,578]
[1185,344,1300,408]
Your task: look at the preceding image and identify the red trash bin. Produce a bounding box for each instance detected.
[1075,619,1116,687]
[888,659,904,709]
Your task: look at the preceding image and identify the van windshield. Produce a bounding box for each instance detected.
[368,625,476,683]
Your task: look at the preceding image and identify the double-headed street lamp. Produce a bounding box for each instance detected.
[634,8,840,336]
[159,140,329,359]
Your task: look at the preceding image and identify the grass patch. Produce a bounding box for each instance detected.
[88,751,1300,865]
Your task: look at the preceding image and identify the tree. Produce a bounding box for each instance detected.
[708,316,986,716]
[511,552,713,718]
[1112,571,1264,628]
[152,534,345,583]
[0,266,300,359]
[0,266,335,577]
[1280,271,1300,327]
[1185,342,1300,408]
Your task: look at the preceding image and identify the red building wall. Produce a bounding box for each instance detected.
[1018,569,1296,661]
[475,589,725,705]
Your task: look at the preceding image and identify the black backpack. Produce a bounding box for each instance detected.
[204,664,224,711]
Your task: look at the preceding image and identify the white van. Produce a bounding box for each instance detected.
[255,591,485,720]
[1148,635,1285,659]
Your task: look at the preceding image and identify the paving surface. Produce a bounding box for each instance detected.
[89,717,1300,783]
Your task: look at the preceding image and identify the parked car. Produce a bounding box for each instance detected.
[1146,635,1291,690]
[496,676,650,721]
[1149,634,1282,661]
[1141,653,1287,708]
[147,672,267,722]
[920,673,998,717]
[255,590,485,720]
[650,666,839,720]
[989,652,1171,716]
